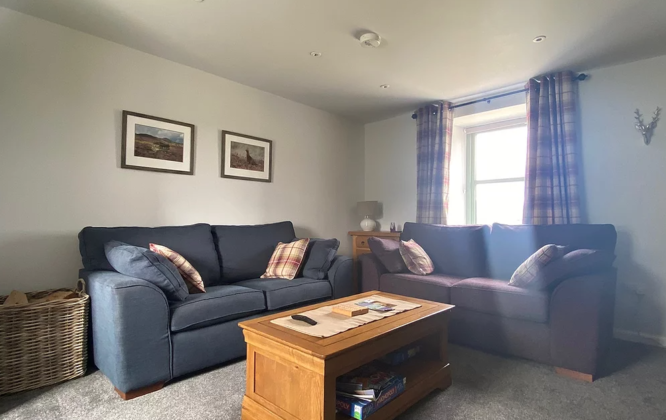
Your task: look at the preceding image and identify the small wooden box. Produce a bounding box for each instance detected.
[332,304,369,317]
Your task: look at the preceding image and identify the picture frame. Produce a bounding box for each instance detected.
[221,131,273,182]
[121,111,195,175]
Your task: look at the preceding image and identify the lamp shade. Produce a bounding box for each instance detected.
[357,201,379,217]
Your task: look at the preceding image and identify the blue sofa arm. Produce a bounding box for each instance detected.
[85,270,172,393]
[327,256,353,298]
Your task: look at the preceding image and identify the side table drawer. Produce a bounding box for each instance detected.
[355,236,371,250]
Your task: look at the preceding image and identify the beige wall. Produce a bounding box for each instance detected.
[363,114,417,231]
[0,8,364,294]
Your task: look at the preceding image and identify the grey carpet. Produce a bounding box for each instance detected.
[1,341,665,420]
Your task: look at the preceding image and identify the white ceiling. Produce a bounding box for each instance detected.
[2,0,666,123]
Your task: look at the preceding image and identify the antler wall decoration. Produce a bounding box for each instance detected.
[634,107,661,145]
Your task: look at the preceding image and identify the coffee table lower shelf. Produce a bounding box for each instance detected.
[335,358,451,420]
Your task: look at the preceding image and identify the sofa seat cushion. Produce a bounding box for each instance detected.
[379,273,465,303]
[451,278,549,323]
[169,285,266,332]
[236,277,332,310]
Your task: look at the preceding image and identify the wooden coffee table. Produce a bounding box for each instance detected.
[239,291,454,420]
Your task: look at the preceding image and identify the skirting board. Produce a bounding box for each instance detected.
[614,329,666,348]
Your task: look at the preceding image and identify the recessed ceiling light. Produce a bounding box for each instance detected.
[379,84,390,89]
[309,51,322,57]
[533,35,547,43]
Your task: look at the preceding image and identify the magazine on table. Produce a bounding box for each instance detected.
[355,299,396,312]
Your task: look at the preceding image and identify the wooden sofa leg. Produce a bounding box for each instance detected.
[555,367,594,383]
[115,382,165,400]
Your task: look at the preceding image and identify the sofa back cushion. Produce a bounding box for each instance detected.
[400,223,489,278]
[79,223,221,286]
[487,223,617,280]
[213,221,296,283]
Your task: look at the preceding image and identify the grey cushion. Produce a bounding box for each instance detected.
[487,223,617,280]
[401,223,490,278]
[169,285,266,332]
[302,238,340,280]
[236,277,332,310]
[104,241,188,301]
[530,249,616,290]
[368,237,407,273]
[213,222,296,283]
[79,224,221,287]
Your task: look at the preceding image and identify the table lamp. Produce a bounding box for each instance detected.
[357,201,379,231]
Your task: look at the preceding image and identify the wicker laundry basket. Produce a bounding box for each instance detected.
[0,280,89,395]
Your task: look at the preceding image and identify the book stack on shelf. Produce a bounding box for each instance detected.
[335,364,406,420]
[335,343,422,419]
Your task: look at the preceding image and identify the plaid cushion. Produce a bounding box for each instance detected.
[150,243,205,293]
[509,244,567,288]
[399,240,434,275]
[261,239,310,280]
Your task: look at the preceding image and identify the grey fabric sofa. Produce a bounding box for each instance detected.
[360,222,617,381]
[78,221,353,398]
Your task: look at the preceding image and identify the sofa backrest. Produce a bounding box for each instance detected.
[401,223,490,278]
[212,221,296,283]
[79,223,221,286]
[487,223,618,280]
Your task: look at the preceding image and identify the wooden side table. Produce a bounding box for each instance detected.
[348,231,401,292]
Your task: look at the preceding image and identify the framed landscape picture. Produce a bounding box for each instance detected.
[121,111,195,175]
[221,131,273,182]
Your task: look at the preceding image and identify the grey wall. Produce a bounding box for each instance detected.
[579,54,666,345]
[0,8,365,294]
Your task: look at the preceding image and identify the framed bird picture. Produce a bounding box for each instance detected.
[221,131,273,182]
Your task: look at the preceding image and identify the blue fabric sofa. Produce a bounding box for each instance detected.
[78,221,353,398]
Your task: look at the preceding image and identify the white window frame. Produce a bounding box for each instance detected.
[465,118,527,225]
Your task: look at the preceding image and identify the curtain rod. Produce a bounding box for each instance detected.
[411,73,588,119]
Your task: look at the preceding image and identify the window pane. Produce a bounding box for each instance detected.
[474,126,527,181]
[475,181,524,225]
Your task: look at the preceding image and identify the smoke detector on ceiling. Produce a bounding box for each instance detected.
[359,32,382,48]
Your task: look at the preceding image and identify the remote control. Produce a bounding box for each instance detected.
[291,315,317,326]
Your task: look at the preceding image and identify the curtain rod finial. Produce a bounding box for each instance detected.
[576,73,588,81]
[412,113,417,120]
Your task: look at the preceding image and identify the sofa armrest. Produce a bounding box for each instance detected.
[359,253,387,292]
[327,256,353,298]
[549,269,616,376]
[85,270,172,393]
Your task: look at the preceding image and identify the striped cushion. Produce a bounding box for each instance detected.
[261,239,310,280]
[150,243,206,293]
[509,244,567,288]
[399,239,434,275]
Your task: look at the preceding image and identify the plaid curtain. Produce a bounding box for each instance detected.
[416,101,453,224]
[523,71,581,224]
